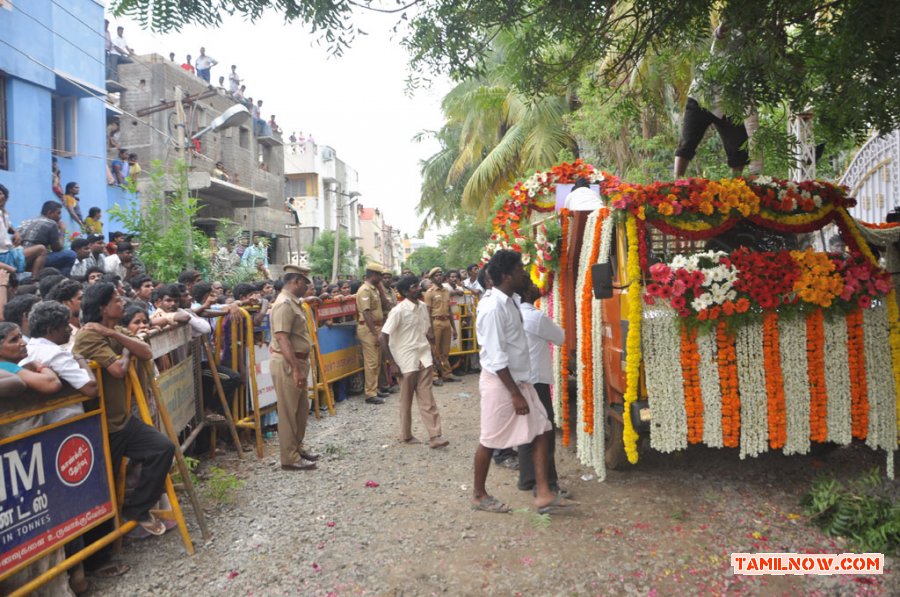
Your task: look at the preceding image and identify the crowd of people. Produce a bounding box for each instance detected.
[0,189,573,590]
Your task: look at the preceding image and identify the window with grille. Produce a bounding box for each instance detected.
[51,96,77,157]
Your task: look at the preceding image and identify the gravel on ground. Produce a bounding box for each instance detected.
[86,373,897,596]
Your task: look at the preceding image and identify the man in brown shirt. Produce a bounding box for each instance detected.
[74,282,174,535]
[356,263,388,404]
[424,267,459,385]
[270,264,318,470]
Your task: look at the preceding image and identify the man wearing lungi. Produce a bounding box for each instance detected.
[472,249,573,514]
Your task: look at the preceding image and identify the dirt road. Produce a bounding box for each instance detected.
[90,374,896,596]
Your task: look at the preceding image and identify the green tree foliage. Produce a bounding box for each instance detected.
[307,230,354,280]
[115,0,900,148]
[107,160,210,282]
[405,246,445,276]
[418,39,578,222]
[436,217,492,268]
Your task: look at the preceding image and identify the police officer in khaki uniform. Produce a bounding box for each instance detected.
[424,267,460,386]
[357,263,388,404]
[270,264,319,470]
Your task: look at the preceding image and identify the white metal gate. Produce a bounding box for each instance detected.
[840,130,900,223]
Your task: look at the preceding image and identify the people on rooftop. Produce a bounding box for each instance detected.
[181,55,195,75]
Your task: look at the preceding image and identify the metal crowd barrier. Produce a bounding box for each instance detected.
[0,361,194,596]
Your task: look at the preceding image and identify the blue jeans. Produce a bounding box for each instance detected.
[46,249,77,276]
[197,68,210,82]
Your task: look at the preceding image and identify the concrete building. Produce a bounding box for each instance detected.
[358,206,405,273]
[112,54,293,264]
[0,0,109,230]
[283,141,361,270]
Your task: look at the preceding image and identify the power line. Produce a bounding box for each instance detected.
[48,0,159,77]
[0,38,174,147]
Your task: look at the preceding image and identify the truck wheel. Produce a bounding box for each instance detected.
[605,414,628,470]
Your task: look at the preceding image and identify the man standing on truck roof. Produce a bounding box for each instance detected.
[472,249,574,514]
[674,21,750,178]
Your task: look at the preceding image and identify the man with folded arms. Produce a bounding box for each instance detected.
[270,264,318,471]
[381,275,449,449]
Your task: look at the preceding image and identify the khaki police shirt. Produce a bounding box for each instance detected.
[269,290,311,355]
[356,281,384,324]
[424,285,451,317]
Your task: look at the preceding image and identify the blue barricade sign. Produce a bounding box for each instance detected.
[0,413,113,578]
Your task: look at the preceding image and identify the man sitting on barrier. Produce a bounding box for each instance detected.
[74,282,175,536]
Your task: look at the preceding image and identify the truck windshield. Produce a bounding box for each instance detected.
[647,221,805,263]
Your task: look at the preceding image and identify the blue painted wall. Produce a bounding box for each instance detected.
[0,1,109,236]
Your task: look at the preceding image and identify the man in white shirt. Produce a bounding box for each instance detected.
[563,178,603,211]
[381,275,448,448]
[228,65,241,95]
[473,249,570,514]
[23,301,98,424]
[195,47,218,83]
[517,282,567,496]
[463,264,483,296]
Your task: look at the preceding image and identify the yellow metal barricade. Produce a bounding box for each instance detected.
[0,366,138,595]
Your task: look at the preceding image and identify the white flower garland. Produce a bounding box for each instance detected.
[823,314,852,445]
[863,303,898,478]
[736,320,767,459]
[779,314,811,455]
[641,303,687,453]
[696,328,723,448]
[590,215,615,481]
[574,211,600,469]
[551,281,563,428]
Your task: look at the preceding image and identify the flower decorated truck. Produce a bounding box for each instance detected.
[557,175,900,480]
[484,162,900,481]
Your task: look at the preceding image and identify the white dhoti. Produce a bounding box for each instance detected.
[478,370,551,449]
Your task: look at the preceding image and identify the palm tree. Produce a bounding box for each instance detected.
[418,42,579,222]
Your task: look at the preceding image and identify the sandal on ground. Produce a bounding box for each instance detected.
[88,563,130,578]
[402,436,422,445]
[138,514,167,536]
[536,493,575,515]
[69,576,90,594]
[204,412,226,424]
[472,495,511,514]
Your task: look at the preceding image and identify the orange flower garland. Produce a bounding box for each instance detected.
[717,321,741,448]
[680,325,703,444]
[580,209,609,435]
[763,311,787,449]
[559,209,571,447]
[846,308,869,439]
[806,309,829,443]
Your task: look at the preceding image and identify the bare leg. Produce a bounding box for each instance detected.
[24,245,46,276]
[531,433,556,508]
[472,443,493,501]
[674,156,690,178]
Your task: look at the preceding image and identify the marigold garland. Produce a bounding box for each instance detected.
[806,309,829,443]
[763,311,787,449]
[846,308,869,440]
[717,320,741,448]
[680,325,703,444]
[558,209,571,447]
[623,214,643,464]
[580,209,609,435]
[838,208,900,442]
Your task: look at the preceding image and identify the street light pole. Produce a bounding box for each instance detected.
[330,189,361,283]
[172,86,194,264]
[330,186,342,283]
